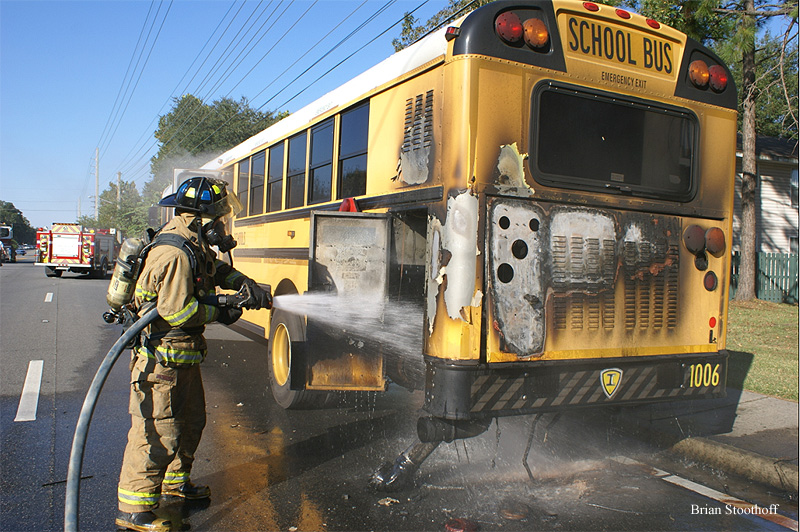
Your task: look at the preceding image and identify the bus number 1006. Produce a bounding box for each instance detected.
[688,363,721,388]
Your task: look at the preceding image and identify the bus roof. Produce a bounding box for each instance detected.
[202,22,456,172]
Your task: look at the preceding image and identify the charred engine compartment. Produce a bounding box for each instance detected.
[488,198,681,358]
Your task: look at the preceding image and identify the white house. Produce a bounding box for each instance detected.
[733,135,799,254]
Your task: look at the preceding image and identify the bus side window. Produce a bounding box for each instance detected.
[309,118,334,205]
[268,142,284,213]
[287,132,307,209]
[338,103,369,199]
[250,150,265,216]
[237,158,250,218]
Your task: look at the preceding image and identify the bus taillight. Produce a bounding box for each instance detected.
[615,9,631,19]
[708,65,728,92]
[704,227,726,256]
[646,18,661,29]
[523,18,549,49]
[683,224,706,254]
[689,60,710,88]
[703,271,718,291]
[495,12,523,43]
[583,2,600,12]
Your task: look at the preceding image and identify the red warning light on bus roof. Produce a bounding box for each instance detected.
[495,12,523,43]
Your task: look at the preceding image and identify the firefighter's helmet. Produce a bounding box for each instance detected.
[158,177,242,219]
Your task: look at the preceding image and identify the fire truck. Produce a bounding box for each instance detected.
[36,223,119,278]
[0,225,15,262]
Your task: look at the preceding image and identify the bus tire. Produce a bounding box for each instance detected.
[268,308,316,409]
[45,266,62,278]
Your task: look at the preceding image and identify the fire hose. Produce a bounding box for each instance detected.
[64,306,160,532]
[65,284,267,532]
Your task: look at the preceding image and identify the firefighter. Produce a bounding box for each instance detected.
[116,177,271,532]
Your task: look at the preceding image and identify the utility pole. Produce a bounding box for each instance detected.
[95,147,100,220]
[117,172,121,210]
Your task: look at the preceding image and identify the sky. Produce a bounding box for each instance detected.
[0,0,451,229]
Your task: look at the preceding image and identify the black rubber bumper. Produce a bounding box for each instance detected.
[423,351,728,420]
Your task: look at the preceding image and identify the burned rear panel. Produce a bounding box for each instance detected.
[488,198,681,358]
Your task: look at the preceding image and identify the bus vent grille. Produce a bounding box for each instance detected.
[403,90,434,153]
[550,239,679,332]
[622,241,679,331]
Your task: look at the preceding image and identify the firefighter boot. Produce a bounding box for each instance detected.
[163,481,210,500]
[115,510,171,532]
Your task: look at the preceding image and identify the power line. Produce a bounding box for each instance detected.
[115,1,249,178]
[117,1,278,180]
[100,0,174,161]
[186,0,405,154]
[103,0,439,192]
[95,0,159,151]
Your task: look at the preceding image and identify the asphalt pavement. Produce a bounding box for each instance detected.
[606,387,799,495]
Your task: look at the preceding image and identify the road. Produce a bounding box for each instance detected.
[1,255,797,532]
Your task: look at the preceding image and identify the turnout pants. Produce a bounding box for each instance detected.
[118,356,206,513]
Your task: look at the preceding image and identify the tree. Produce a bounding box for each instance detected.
[710,0,798,300]
[81,94,288,237]
[392,0,495,51]
[727,27,798,139]
[77,179,148,239]
[0,201,36,244]
[145,95,287,206]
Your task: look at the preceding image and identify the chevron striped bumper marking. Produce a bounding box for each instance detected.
[467,357,726,414]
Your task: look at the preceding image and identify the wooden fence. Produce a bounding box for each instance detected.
[730,252,799,303]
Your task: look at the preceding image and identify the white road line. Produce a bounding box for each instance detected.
[614,457,799,531]
[14,360,44,422]
[44,292,53,302]
[660,472,799,531]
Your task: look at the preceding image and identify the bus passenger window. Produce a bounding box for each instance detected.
[309,119,334,205]
[287,132,307,209]
[237,158,250,218]
[268,143,284,212]
[250,150,265,216]
[338,103,368,198]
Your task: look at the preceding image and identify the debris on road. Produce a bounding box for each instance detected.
[378,497,399,506]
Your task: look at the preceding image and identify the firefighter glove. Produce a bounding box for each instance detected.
[242,279,273,310]
[217,306,243,325]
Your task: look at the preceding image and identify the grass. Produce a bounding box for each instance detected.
[726,299,799,401]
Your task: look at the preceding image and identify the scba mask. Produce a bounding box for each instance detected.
[203,217,237,253]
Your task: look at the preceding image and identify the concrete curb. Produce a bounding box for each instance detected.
[670,436,799,493]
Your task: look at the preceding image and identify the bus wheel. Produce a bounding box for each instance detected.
[45,266,62,278]
[268,309,314,409]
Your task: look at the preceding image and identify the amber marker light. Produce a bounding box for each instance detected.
[705,227,726,256]
[689,60,710,88]
[523,18,549,49]
[708,65,728,92]
[496,12,523,43]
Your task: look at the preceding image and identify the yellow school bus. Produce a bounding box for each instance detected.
[203,0,736,456]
